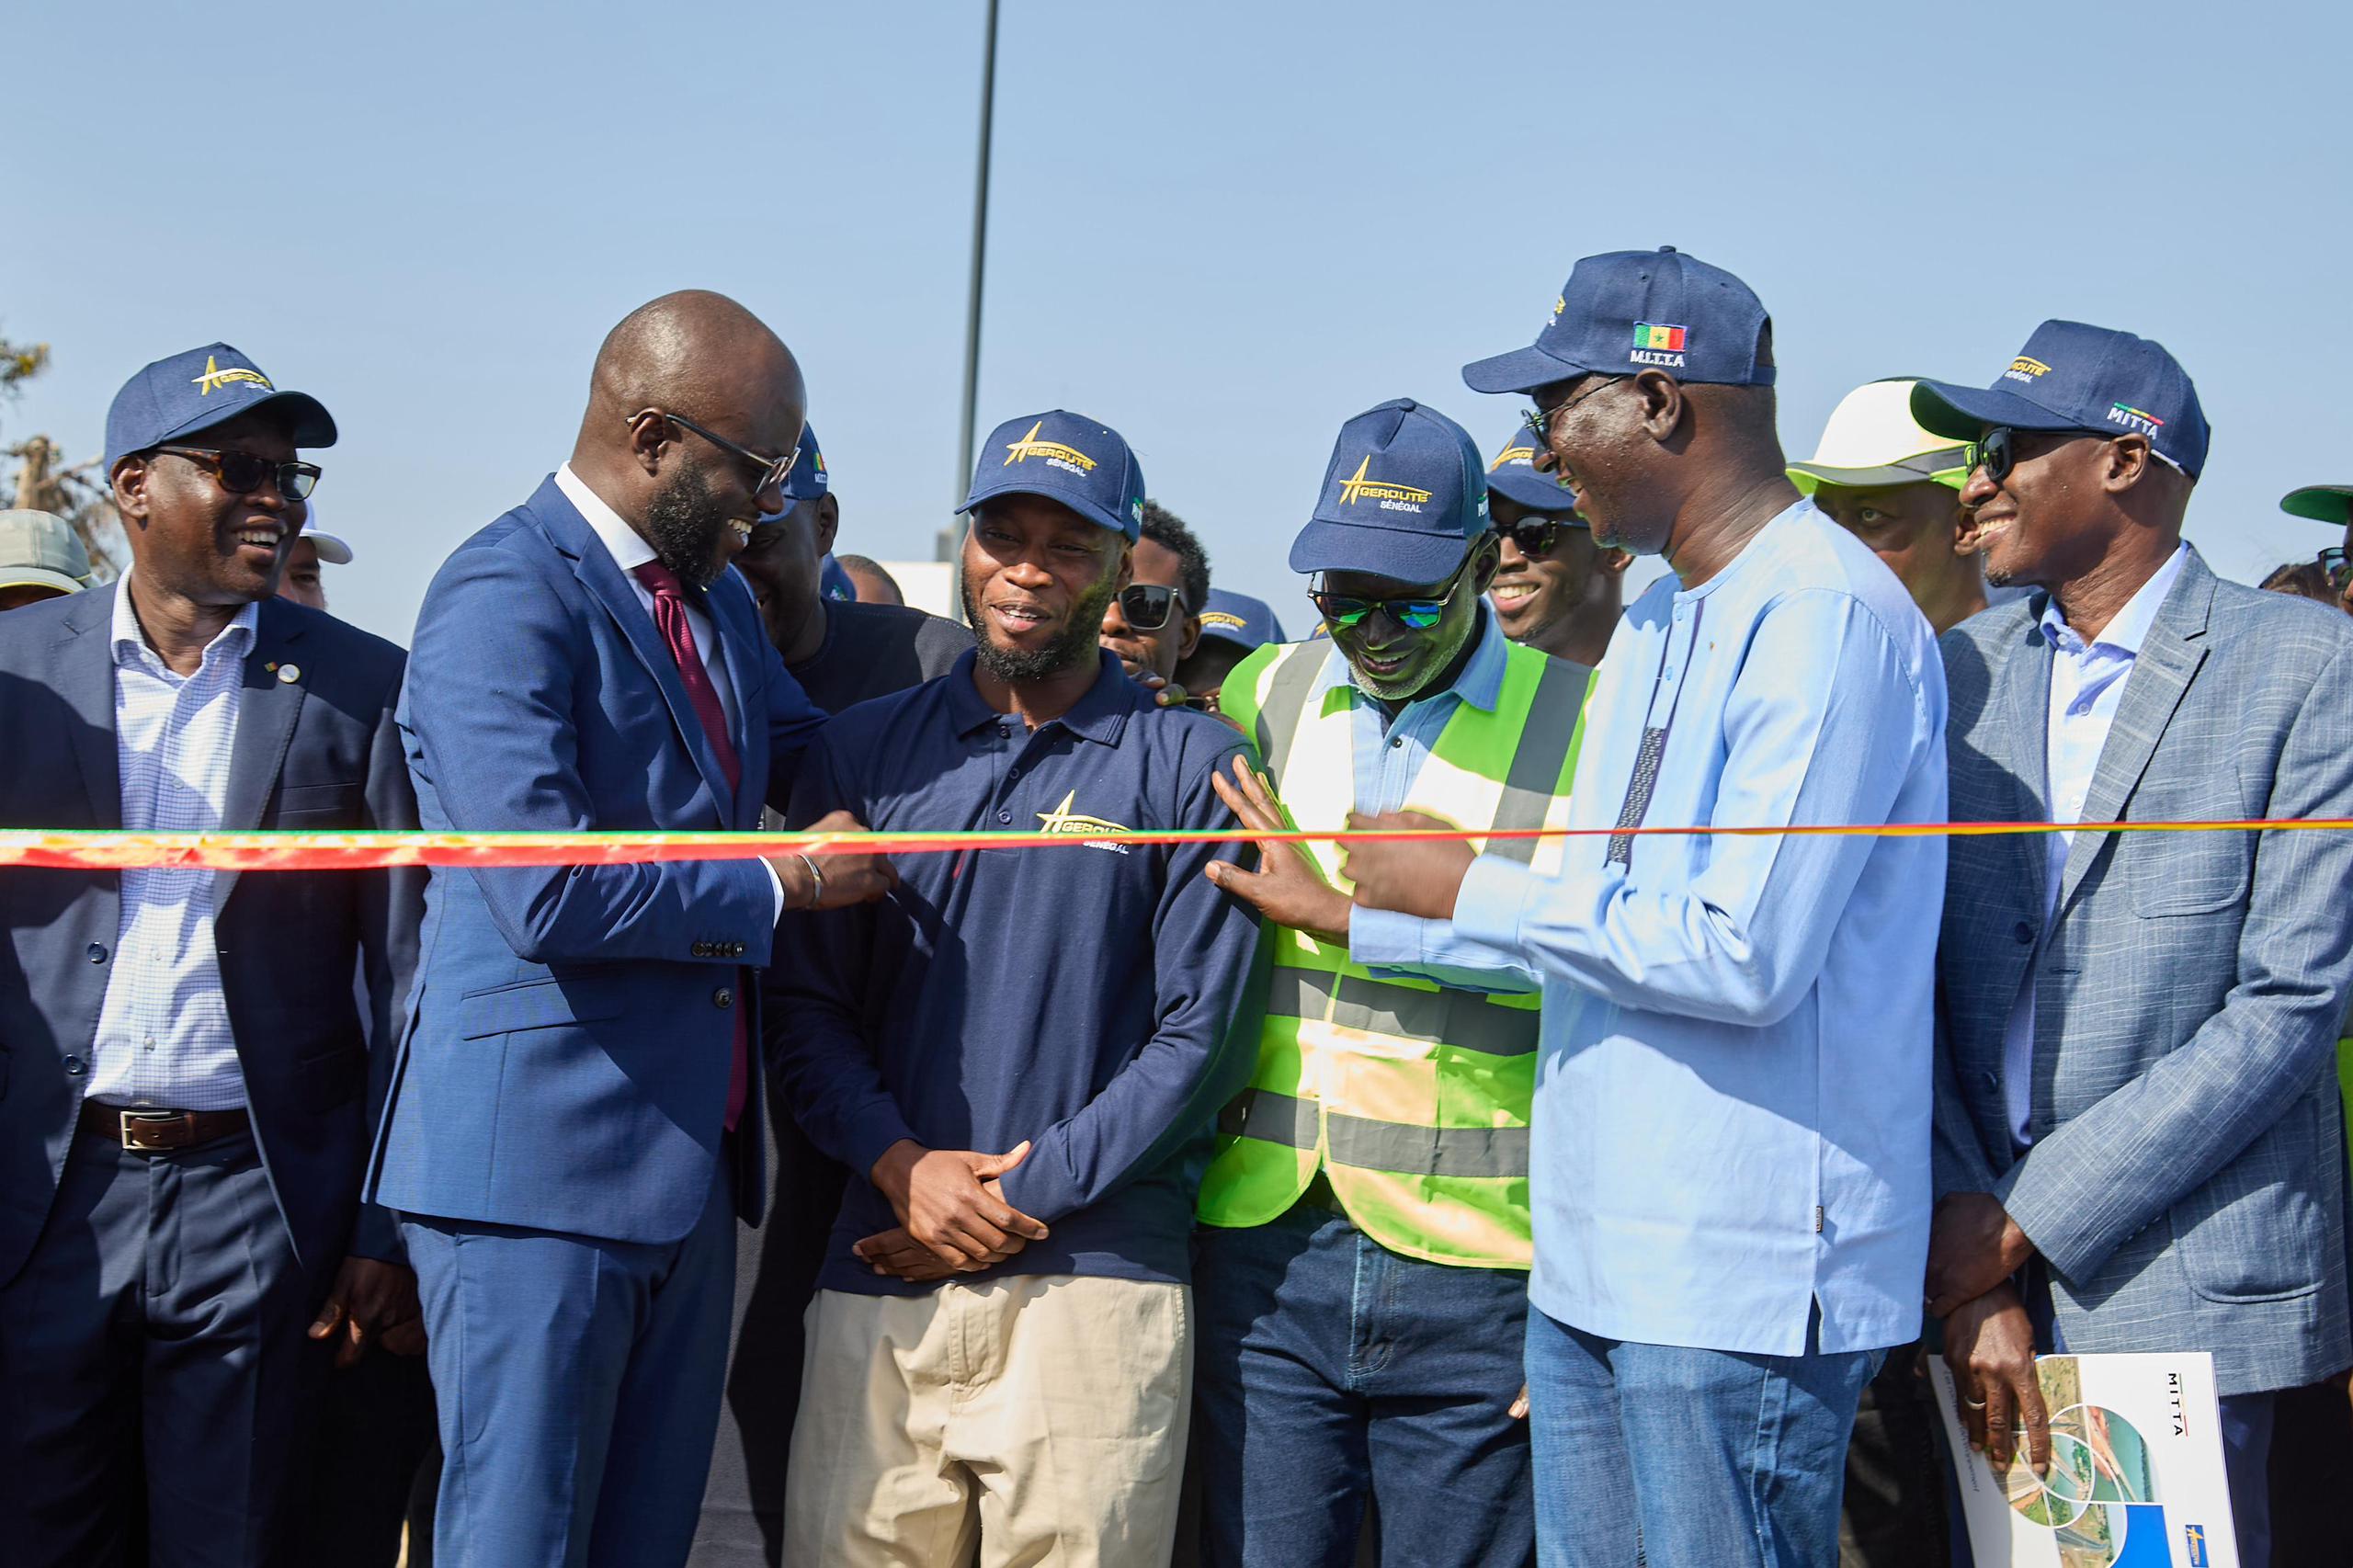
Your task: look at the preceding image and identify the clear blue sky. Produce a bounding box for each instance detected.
[9,0,2348,644]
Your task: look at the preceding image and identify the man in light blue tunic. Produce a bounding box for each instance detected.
[1343,248,1949,1568]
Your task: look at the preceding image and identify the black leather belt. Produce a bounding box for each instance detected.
[79,1102,251,1153]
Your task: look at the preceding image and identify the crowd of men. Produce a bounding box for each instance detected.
[0,245,2349,1568]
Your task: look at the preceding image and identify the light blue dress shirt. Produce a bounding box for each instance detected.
[1353,500,1948,1357]
[1998,543,2188,1147]
[89,582,257,1109]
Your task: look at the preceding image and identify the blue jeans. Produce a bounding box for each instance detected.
[1192,1204,1534,1568]
[1524,1304,1881,1568]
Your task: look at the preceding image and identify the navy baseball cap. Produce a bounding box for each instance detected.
[1196,589,1287,651]
[819,552,855,601]
[1290,399,1488,585]
[1484,421,1586,518]
[783,423,829,504]
[1911,321,2211,480]
[105,342,336,470]
[1463,247,1776,395]
[961,410,1145,541]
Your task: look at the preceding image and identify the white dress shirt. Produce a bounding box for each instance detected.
[88,581,258,1108]
[554,462,783,915]
[1999,543,2189,1147]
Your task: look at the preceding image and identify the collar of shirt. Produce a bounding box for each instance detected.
[108,574,257,673]
[2035,541,2189,662]
[943,647,1137,747]
[1309,601,1509,721]
[556,461,657,576]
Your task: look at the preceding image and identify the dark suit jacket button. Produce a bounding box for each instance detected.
[2012,921,2034,944]
[86,943,107,963]
[713,987,733,1009]
[63,1055,86,1075]
[690,942,708,958]
[1984,1071,1999,1090]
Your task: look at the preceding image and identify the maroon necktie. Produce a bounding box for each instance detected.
[633,561,748,1134]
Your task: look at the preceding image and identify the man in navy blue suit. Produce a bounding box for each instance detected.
[0,342,423,1566]
[369,291,895,1568]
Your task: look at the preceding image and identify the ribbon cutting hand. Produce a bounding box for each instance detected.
[1203,756,1352,944]
[767,810,899,911]
[1339,810,1478,921]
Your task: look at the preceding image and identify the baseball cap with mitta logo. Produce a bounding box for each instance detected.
[1462,246,1776,394]
[1910,320,2210,479]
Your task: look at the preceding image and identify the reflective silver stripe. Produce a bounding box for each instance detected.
[1216,1088,1530,1179]
[1253,643,1328,779]
[1218,1086,1314,1146]
[1267,967,1540,1057]
[1328,1112,1529,1179]
[1487,656,1590,867]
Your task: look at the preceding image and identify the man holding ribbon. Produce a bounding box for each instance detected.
[369,290,893,1568]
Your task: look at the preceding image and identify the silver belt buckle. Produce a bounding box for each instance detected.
[119,1109,180,1151]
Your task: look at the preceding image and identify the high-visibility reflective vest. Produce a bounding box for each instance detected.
[1199,637,1590,1269]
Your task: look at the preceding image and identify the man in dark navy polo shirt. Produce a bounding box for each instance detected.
[770,409,1261,1568]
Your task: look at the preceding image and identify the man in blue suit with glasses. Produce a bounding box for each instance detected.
[370,290,895,1568]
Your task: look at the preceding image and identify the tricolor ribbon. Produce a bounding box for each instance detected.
[0,818,2346,872]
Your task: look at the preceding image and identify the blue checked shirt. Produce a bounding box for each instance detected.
[87,582,257,1109]
[1353,501,1949,1357]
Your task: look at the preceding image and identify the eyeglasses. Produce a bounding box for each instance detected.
[1309,547,1478,632]
[149,446,321,501]
[1969,425,2185,486]
[1522,375,1623,441]
[1115,583,1186,631]
[2319,547,2351,592]
[1495,517,1566,556]
[629,408,800,499]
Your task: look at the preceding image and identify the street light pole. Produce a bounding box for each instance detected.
[940,0,1003,568]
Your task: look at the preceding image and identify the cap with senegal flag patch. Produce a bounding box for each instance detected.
[1462,247,1776,395]
[1911,320,2211,479]
[782,422,829,505]
[1484,420,1586,517]
[961,409,1145,541]
[1789,380,1973,495]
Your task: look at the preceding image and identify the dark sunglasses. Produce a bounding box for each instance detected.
[1310,548,1477,632]
[629,408,800,499]
[1495,517,1566,556]
[150,446,321,502]
[2319,547,2351,592]
[1970,425,2182,487]
[1115,583,1186,631]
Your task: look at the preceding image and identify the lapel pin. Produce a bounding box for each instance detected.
[277,663,301,684]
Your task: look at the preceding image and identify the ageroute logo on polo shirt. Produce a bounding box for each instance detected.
[1037,791,1131,855]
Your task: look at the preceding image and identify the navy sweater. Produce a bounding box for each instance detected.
[767,651,1262,1294]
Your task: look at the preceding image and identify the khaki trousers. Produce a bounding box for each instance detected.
[784,1275,1192,1568]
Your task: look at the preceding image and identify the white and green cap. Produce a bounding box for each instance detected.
[1788,378,1973,494]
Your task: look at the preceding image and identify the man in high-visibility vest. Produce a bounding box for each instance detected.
[1191,397,1589,1568]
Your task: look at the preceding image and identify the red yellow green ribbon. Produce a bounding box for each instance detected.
[0,818,2346,872]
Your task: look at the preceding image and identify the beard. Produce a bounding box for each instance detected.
[962,569,1120,685]
[642,461,734,589]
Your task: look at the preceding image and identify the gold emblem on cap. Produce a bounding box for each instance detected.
[191,355,274,396]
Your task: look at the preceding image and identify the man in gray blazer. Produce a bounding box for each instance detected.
[1914,320,2353,1567]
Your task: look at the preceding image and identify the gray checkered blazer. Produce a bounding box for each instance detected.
[1935,547,2353,1396]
